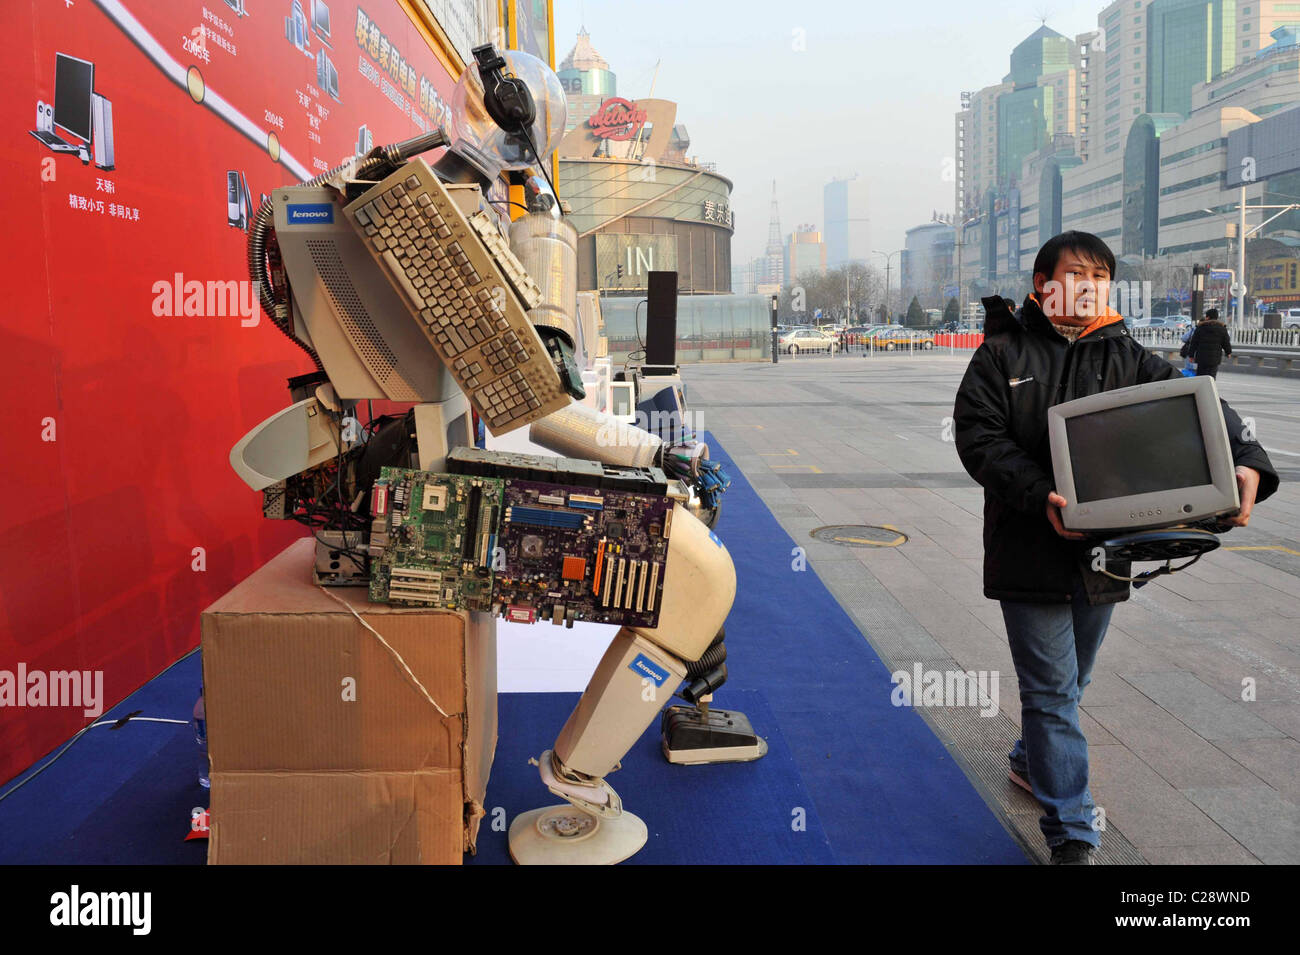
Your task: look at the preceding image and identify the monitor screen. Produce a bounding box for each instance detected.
[54,53,94,143]
[1066,394,1212,503]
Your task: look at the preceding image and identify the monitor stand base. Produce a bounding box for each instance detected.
[1097,527,1222,588]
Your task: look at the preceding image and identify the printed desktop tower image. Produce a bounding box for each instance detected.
[91,92,114,170]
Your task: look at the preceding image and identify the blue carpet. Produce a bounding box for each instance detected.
[0,652,209,865]
[693,430,1027,864]
[469,689,832,864]
[0,432,1027,864]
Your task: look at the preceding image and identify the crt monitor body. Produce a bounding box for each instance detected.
[1048,375,1239,534]
[271,183,458,404]
[633,370,691,444]
[54,53,94,144]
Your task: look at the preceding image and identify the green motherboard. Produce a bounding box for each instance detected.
[367,466,504,610]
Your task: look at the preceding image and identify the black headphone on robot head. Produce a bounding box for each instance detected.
[472,44,536,133]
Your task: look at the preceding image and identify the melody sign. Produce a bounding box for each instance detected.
[588,98,648,141]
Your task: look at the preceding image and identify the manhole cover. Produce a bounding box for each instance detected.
[811,524,907,547]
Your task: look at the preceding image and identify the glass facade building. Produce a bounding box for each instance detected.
[599,294,773,364]
[999,86,1055,183]
[1148,0,1237,119]
[1121,113,1181,256]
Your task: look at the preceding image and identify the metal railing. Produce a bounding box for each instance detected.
[1128,326,1300,350]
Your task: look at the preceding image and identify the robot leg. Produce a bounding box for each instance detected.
[508,501,734,864]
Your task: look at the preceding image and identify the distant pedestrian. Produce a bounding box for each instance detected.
[1182,308,1232,379]
[1179,324,1196,375]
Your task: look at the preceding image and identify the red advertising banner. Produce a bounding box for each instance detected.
[0,0,462,785]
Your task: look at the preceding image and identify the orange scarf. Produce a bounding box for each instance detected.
[1028,294,1125,339]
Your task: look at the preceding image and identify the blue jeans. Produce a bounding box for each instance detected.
[1001,579,1115,848]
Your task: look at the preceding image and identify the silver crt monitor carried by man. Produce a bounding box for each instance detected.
[1048,376,1240,534]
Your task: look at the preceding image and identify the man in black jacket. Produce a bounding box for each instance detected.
[1183,308,1233,378]
[953,232,1278,864]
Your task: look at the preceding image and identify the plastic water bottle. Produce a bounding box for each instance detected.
[194,688,210,789]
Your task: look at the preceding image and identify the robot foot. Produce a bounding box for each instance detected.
[508,804,648,866]
[661,704,769,765]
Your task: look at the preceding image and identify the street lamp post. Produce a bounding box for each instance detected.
[770,293,779,365]
[873,249,902,323]
[951,214,980,327]
[1200,197,1300,324]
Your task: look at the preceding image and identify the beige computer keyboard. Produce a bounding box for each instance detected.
[342,158,569,434]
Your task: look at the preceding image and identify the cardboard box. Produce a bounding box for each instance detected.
[200,538,496,864]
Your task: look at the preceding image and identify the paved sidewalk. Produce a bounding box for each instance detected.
[687,352,1300,864]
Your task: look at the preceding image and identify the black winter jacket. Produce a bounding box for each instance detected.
[953,295,1279,606]
[1185,320,1233,367]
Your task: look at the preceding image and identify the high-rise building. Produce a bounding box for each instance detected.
[1097,0,1155,159]
[1144,0,1300,122]
[1076,30,1100,162]
[762,182,785,288]
[785,225,827,285]
[902,222,956,309]
[1147,0,1238,120]
[823,175,871,268]
[999,26,1088,185]
[1193,25,1300,116]
[732,259,759,295]
[1253,1,1300,52]
[955,82,1011,219]
[557,28,616,134]
[954,0,1300,305]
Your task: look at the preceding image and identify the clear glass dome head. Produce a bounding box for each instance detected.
[449,49,568,177]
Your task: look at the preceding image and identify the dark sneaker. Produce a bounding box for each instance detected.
[1049,840,1096,865]
[1008,765,1033,795]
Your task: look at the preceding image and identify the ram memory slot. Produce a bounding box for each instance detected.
[507,505,587,530]
[462,486,482,559]
[476,503,497,568]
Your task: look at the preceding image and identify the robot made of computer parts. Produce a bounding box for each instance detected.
[229,47,760,864]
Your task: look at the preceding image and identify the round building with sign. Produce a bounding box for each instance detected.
[556,30,734,295]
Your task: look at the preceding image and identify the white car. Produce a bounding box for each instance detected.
[778,327,838,354]
[1130,316,1188,338]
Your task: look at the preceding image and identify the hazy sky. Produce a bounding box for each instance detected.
[554,0,1104,266]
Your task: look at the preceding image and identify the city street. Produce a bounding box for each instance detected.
[687,353,1300,864]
